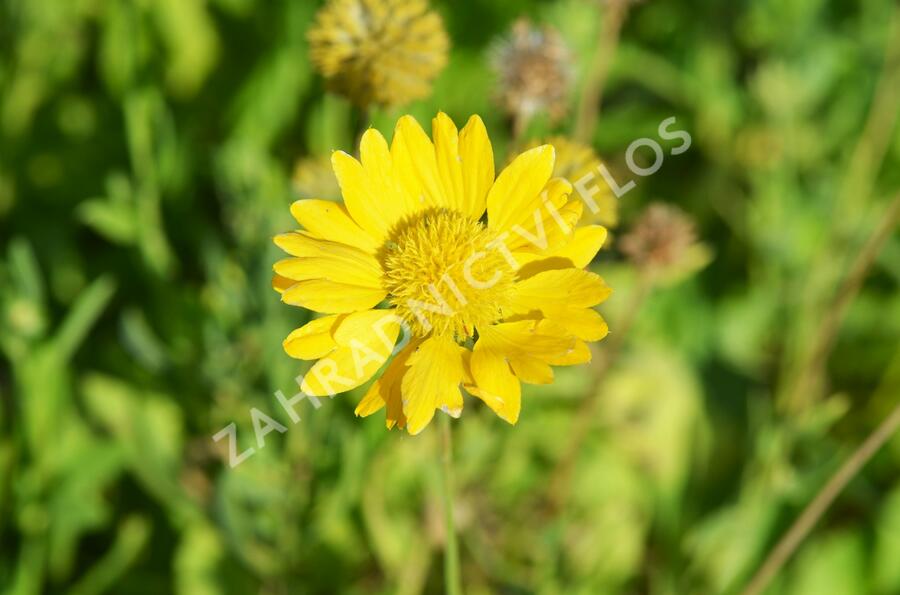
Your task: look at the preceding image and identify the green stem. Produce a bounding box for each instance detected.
[439,415,463,595]
[573,0,629,143]
[784,191,900,411]
[740,398,900,595]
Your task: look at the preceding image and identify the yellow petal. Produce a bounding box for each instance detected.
[509,355,554,384]
[503,178,574,254]
[470,320,577,422]
[483,320,576,358]
[559,195,584,230]
[458,115,493,219]
[272,231,323,256]
[541,306,610,341]
[355,341,417,429]
[468,332,521,424]
[433,113,466,213]
[535,318,591,366]
[534,319,595,363]
[391,115,448,210]
[544,338,592,366]
[273,233,384,287]
[272,274,296,294]
[290,199,379,253]
[300,309,400,396]
[467,319,584,421]
[354,385,387,418]
[300,348,375,396]
[274,229,381,261]
[440,384,464,418]
[283,315,340,360]
[510,269,611,341]
[487,145,555,234]
[274,231,381,263]
[273,254,382,288]
[359,128,419,229]
[332,150,393,240]
[282,279,386,313]
[332,308,402,346]
[515,225,608,278]
[400,335,465,435]
[512,269,611,310]
[553,225,607,268]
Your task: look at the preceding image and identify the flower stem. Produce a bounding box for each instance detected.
[574,0,629,143]
[510,112,526,144]
[780,6,900,412]
[784,191,900,411]
[740,399,900,595]
[439,415,463,595]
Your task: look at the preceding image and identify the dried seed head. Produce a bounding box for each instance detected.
[490,19,573,123]
[620,203,698,271]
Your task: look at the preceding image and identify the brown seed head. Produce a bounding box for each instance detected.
[620,203,697,271]
[491,20,573,123]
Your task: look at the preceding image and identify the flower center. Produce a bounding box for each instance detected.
[380,208,515,340]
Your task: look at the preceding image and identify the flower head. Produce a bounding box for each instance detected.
[619,203,697,271]
[521,136,618,229]
[490,19,573,123]
[274,113,611,434]
[308,0,449,107]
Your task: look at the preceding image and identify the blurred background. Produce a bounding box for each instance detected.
[1,0,899,593]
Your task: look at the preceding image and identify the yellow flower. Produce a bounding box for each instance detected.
[307,0,449,108]
[521,136,618,229]
[273,113,612,434]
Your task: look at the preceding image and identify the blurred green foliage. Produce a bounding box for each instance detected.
[1,0,899,594]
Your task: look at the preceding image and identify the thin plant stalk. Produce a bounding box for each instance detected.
[740,399,900,595]
[749,192,900,591]
[574,0,629,143]
[510,111,529,145]
[439,415,463,595]
[780,6,900,412]
[834,7,900,225]
[786,192,900,410]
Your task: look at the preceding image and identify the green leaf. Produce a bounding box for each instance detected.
[53,276,116,362]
